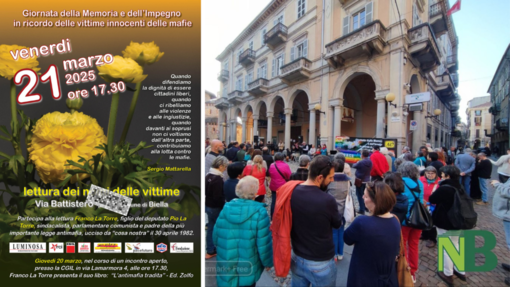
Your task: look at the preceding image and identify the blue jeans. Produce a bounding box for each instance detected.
[504,221,510,250]
[332,220,345,256]
[479,178,489,202]
[291,254,337,287]
[460,176,471,197]
[205,206,222,254]
[355,183,366,214]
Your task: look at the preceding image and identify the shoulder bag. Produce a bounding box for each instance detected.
[394,215,414,287]
[404,180,433,230]
[274,163,289,182]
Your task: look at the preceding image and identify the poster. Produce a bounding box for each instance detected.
[334,136,398,164]
[0,1,200,284]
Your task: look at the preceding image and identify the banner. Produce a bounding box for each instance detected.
[334,136,398,164]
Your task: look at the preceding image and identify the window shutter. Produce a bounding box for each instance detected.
[282,52,285,65]
[290,46,295,61]
[303,40,308,58]
[365,2,373,23]
[272,59,276,78]
[245,75,248,90]
[342,16,350,35]
[257,68,261,79]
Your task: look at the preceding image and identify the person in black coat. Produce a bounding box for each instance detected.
[428,165,467,285]
[262,147,274,177]
[427,152,444,177]
[470,156,482,201]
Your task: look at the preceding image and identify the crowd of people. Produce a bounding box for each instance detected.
[205,138,510,287]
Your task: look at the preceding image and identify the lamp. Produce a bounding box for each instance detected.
[425,109,442,119]
[314,103,326,114]
[385,93,397,108]
[221,122,226,127]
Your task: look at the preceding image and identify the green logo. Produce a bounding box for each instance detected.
[438,230,498,272]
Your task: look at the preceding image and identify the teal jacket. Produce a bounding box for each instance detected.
[213,198,273,287]
[402,177,424,226]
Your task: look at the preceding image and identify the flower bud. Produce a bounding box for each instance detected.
[66,95,83,110]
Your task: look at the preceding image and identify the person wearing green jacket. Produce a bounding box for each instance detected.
[236,143,247,162]
[213,176,273,287]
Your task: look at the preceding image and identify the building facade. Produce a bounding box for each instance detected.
[465,96,492,149]
[489,44,510,153]
[205,91,220,141]
[215,0,460,153]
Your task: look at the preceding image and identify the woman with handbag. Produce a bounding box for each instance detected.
[268,152,292,219]
[327,158,352,262]
[397,161,425,283]
[344,181,400,287]
[242,155,267,203]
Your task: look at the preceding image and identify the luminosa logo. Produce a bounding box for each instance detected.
[438,230,498,272]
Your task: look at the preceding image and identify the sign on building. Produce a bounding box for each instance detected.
[334,136,398,164]
[410,120,418,130]
[406,92,431,104]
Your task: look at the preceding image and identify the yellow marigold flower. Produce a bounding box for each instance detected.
[29,111,106,185]
[0,44,40,80]
[97,55,147,84]
[122,41,164,65]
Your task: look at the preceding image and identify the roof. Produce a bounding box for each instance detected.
[470,102,492,109]
[216,0,284,61]
[205,90,217,100]
[487,43,510,93]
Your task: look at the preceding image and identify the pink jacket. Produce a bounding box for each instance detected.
[269,161,292,191]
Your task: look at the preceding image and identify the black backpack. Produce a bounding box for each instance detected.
[442,184,477,230]
[404,180,434,230]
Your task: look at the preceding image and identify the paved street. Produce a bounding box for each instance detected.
[206,159,510,286]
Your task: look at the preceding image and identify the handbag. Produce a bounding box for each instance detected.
[394,215,414,287]
[344,187,355,223]
[404,181,433,230]
[354,178,362,188]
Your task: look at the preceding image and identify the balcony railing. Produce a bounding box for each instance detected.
[408,23,441,73]
[217,69,229,82]
[238,49,255,67]
[430,2,442,17]
[214,96,229,110]
[325,21,386,68]
[429,2,448,35]
[227,90,244,105]
[247,78,269,96]
[279,58,312,84]
[264,23,288,49]
[446,53,458,72]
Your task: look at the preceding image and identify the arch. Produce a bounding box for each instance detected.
[243,103,254,118]
[254,100,268,116]
[288,86,312,107]
[268,94,287,113]
[219,111,228,123]
[332,65,383,100]
[409,74,421,94]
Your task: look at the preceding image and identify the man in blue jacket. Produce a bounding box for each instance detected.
[454,148,476,196]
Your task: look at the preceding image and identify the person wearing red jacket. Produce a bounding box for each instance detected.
[370,145,389,181]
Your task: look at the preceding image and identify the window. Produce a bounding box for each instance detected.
[343,2,373,35]
[223,60,228,71]
[258,62,268,79]
[245,71,253,90]
[297,0,306,19]
[475,110,482,116]
[237,48,243,64]
[274,14,284,26]
[272,53,285,77]
[290,40,308,61]
[475,129,480,138]
[235,75,243,91]
[248,40,254,51]
[261,28,267,46]
[474,117,482,126]
[413,1,422,26]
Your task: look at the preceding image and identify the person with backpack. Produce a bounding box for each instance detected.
[429,165,468,286]
[397,161,425,283]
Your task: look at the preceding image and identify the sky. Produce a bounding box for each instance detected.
[202,0,510,124]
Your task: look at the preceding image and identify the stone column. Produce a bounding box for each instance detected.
[252,115,259,138]
[219,122,224,142]
[309,107,316,145]
[231,120,237,142]
[334,105,342,138]
[267,111,274,145]
[376,98,386,138]
[241,117,247,143]
[284,108,292,150]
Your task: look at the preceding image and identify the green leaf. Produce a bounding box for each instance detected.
[168,202,181,212]
[76,207,95,218]
[0,126,10,136]
[178,191,199,220]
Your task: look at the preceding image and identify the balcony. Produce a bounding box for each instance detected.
[264,23,288,50]
[227,90,244,105]
[247,78,269,96]
[433,72,456,101]
[217,69,229,82]
[214,96,229,110]
[446,53,458,72]
[238,49,255,67]
[325,21,386,68]
[451,72,459,87]
[496,118,509,131]
[429,2,448,36]
[279,58,312,84]
[408,23,441,73]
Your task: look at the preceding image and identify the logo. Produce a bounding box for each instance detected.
[125,243,154,253]
[66,242,75,253]
[438,230,497,272]
[170,242,194,253]
[9,243,46,253]
[156,243,167,253]
[384,141,395,148]
[94,243,122,253]
[49,243,64,253]
[78,242,91,253]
